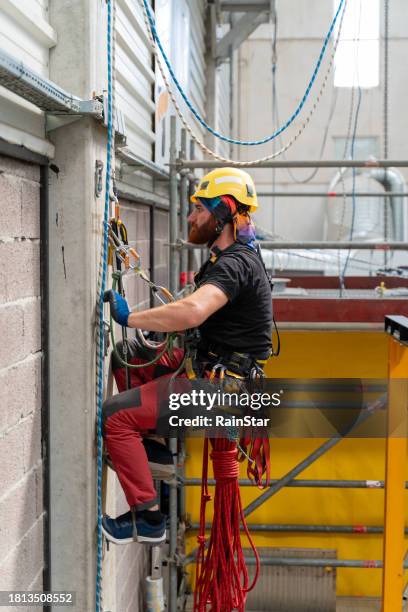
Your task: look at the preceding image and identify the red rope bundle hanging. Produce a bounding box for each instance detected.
[194,437,260,611]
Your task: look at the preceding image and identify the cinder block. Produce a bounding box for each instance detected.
[0,242,40,304]
[34,463,43,519]
[23,298,41,356]
[22,410,42,473]
[0,174,21,238]
[0,156,40,183]
[0,424,25,493]
[21,181,40,239]
[0,303,25,369]
[0,354,42,433]
[0,469,37,563]
[0,515,43,590]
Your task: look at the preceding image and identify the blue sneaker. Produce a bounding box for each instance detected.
[102,510,166,545]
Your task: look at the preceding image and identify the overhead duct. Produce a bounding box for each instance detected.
[325,165,407,243]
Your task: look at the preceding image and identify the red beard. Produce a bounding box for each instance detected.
[188,216,219,245]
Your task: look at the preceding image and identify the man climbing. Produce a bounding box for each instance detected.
[102,167,273,545]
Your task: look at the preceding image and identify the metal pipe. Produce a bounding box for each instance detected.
[169,116,179,295]
[183,478,394,488]
[183,553,388,569]
[177,239,408,251]
[242,396,385,518]
[175,159,408,170]
[179,129,188,289]
[168,116,178,612]
[258,241,408,250]
[220,1,270,10]
[40,164,51,593]
[257,191,408,198]
[243,557,386,568]
[187,141,196,284]
[368,168,407,242]
[188,523,401,534]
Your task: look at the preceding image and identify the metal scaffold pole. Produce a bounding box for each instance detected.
[183,478,402,489]
[177,239,408,251]
[257,191,408,198]
[168,115,179,612]
[179,129,189,290]
[175,159,408,169]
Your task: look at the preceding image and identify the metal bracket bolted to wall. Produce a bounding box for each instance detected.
[0,48,104,116]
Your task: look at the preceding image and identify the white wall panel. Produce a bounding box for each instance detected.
[186,0,207,149]
[116,0,155,161]
[0,0,56,156]
[216,59,231,158]
[154,0,208,167]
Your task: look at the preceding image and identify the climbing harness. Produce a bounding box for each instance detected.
[140,0,348,166]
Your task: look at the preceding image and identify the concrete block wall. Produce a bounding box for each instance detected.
[0,156,43,608]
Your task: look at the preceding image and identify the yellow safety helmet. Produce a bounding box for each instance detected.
[191,167,258,213]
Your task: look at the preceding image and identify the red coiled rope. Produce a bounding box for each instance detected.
[194,437,260,611]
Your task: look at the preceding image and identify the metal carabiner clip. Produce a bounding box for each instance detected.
[209,363,226,383]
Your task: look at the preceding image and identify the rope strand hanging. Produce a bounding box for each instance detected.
[194,437,260,612]
[139,0,348,166]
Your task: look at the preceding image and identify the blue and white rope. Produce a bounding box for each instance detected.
[141,0,345,146]
[96,1,115,610]
[140,0,348,166]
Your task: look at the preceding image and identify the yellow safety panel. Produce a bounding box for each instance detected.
[184,331,408,598]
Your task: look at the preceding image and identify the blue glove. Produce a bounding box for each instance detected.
[103,289,130,327]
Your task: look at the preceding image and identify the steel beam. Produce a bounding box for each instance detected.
[216,11,269,60]
[176,159,408,169]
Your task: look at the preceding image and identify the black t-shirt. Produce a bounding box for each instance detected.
[195,243,272,360]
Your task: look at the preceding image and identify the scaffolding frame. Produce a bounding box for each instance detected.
[167,124,408,610]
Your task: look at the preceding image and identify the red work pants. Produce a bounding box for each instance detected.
[102,338,185,510]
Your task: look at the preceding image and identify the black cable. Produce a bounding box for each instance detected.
[340,84,363,286]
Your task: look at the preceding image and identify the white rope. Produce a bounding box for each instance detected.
[139,0,348,167]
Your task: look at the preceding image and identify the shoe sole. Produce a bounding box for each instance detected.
[102,525,166,546]
[105,457,175,483]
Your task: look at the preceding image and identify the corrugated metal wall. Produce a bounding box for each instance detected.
[0,0,55,157]
[116,0,155,160]
[216,58,231,158]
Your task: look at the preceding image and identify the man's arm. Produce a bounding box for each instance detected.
[126,283,228,332]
